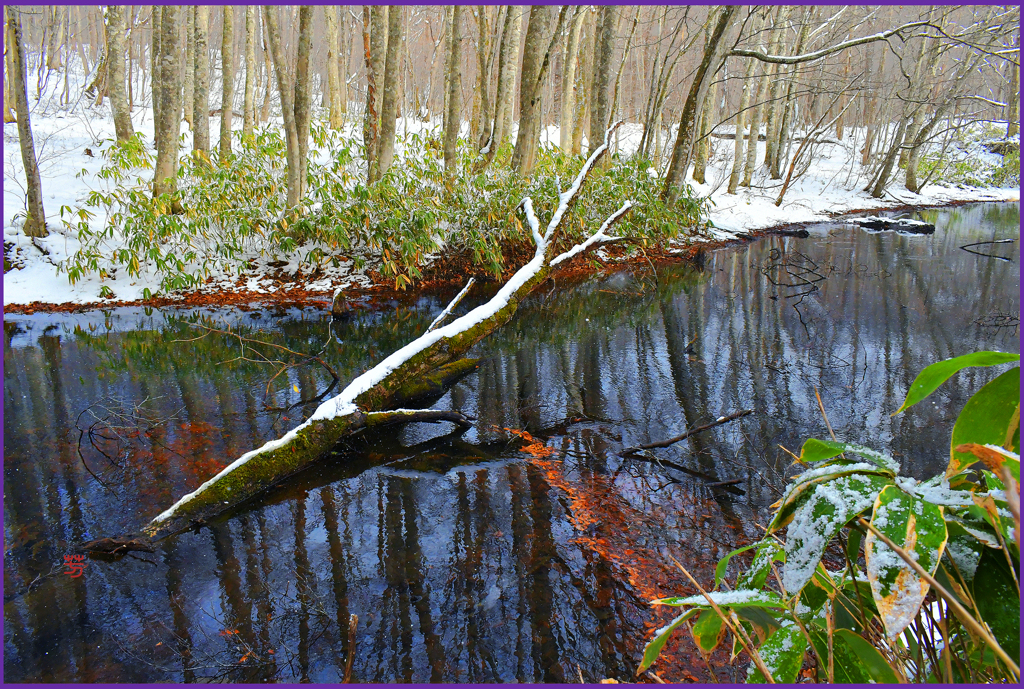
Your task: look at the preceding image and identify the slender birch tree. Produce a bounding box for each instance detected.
[105,5,134,143]
[219,6,235,159]
[6,5,47,236]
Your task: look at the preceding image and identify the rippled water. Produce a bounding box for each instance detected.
[3,202,1018,682]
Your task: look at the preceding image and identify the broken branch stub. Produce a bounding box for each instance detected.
[92,123,635,548]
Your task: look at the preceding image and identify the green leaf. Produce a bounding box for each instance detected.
[691,608,725,653]
[971,547,1020,665]
[833,629,901,683]
[799,437,848,464]
[780,473,892,594]
[845,527,863,565]
[949,368,1020,477]
[896,351,1019,414]
[736,540,785,591]
[637,608,700,674]
[715,544,757,589]
[809,629,871,683]
[865,485,948,639]
[798,438,901,473]
[746,624,806,683]
[733,605,783,640]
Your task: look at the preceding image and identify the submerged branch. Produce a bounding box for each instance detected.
[619,409,753,456]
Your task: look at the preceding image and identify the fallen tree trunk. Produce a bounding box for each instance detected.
[86,124,633,552]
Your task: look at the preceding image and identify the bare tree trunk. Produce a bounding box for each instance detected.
[260,12,273,123]
[45,7,65,71]
[743,9,779,185]
[341,9,353,115]
[588,5,617,154]
[513,6,568,175]
[153,6,182,199]
[870,118,906,198]
[609,7,640,134]
[6,6,47,237]
[511,5,551,174]
[363,6,386,183]
[571,9,596,155]
[691,78,717,185]
[763,7,795,173]
[662,6,740,203]
[106,6,134,143]
[377,5,403,177]
[473,6,492,146]
[325,6,343,129]
[219,6,235,160]
[443,5,464,177]
[559,7,585,153]
[193,6,210,153]
[484,5,521,160]
[1008,35,1019,138]
[150,6,161,131]
[860,41,881,166]
[770,9,811,180]
[182,7,194,128]
[3,35,15,124]
[498,9,522,151]
[294,5,312,200]
[242,6,256,138]
[263,6,301,207]
[728,51,759,194]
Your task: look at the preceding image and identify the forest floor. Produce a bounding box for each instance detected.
[4,66,1019,314]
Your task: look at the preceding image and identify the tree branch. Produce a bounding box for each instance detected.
[730,20,932,65]
[619,409,754,456]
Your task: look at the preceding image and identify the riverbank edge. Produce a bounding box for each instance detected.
[3,197,1017,316]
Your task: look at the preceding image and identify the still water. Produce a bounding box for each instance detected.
[3,202,1019,682]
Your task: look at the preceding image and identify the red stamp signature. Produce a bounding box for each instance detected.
[63,554,87,577]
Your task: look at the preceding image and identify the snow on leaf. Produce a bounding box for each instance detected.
[746,623,805,684]
[770,464,891,532]
[781,473,892,594]
[651,590,786,609]
[737,539,785,591]
[865,485,948,639]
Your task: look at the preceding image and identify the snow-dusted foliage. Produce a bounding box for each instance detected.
[639,351,1020,683]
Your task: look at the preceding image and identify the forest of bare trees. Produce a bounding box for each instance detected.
[4,5,1019,255]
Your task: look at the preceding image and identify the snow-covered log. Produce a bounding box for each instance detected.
[85,123,634,552]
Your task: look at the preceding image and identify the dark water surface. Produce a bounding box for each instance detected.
[3,202,1019,682]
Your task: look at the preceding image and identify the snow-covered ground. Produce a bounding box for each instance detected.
[4,58,1019,308]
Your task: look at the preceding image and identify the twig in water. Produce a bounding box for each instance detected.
[619,409,753,455]
[813,386,837,442]
[959,239,1015,261]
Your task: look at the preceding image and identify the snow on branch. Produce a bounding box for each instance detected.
[544,121,625,242]
[550,201,633,267]
[520,197,543,247]
[426,277,475,333]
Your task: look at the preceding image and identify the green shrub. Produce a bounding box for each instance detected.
[60,123,711,295]
[640,351,1021,683]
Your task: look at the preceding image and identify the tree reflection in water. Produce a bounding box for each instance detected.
[3,202,1018,682]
